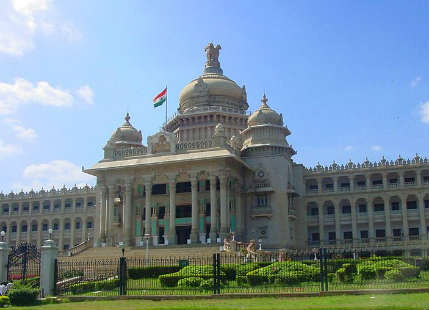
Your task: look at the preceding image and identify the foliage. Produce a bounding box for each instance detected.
[200,278,225,291]
[0,296,9,307]
[177,277,204,288]
[13,276,40,288]
[221,263,270,281]
[384,269,404,282]
[70,279,119,294]
[60,270,84,280]
[356,257,420,281]
[128,266,181,279]
[246,261,320,286]
[159,265,226,287]
[8,288,39,306]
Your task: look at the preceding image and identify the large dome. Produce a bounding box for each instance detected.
[106,113,142,147]
[178,43,248,114]
[248,94,283,126]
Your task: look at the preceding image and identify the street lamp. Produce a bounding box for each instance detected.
[119,241,125,257]
[258,238,262,251]
[48,228,53,240]
[144,234,151,262]
[0,231,5,242]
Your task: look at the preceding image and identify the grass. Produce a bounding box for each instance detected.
[7,293,429,310]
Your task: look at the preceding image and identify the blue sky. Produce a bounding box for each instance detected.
[0,0,427,193]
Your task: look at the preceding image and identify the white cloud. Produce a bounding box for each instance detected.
[371,145,382,152]
[12,160,95,191]
[3,118,37,141]
[0,139,22,158]
[76,85,94,105]
[344,145,353,151]
[420,101,429,124]
[410,76,421,88]
[0,0,81,56]
[0,78,94,115]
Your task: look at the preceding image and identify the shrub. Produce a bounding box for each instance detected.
[70,281,95,294]
[336,268,352,283]
[95,279,120,291]
[13,276,40,289]
[0,296,9,307]
[385,269,404,282]
[399,266,420,278]
[356,257,420,281]
[177,277,204,288]
[70,279,119,294]
[159,265,226,287]
[60,270,84,280]
[327,273,336,282]
[246,261,320,286]
[200,278,225,291]
[221,264,238,281]
[128,266,181,279]
[8,288,39,306]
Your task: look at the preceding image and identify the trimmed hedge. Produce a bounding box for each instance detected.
[221,263,271,281]
[177,277,204,288]
[128,266,181,279]
[159,265,226,287]
[13,276,40,288]
[8,288,39,306]
[200,278,225,291]
[0,296,9,307]
[246,261,320,286]
[356,258,420,281]
[70,278,119,294]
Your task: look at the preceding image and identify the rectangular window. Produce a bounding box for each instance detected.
[327,206,335,215]
[2,208,8,214]
[152,184,167,195]
[53,223,59,230]
[328,231,336,241]
[75,222,81,229]
[54,204,60,209]
[340,183,350,188]
[424,176,429,183]
[357,181,366,186]
[325,184,333,189]
[343,231,353,240]
[360,230,368,239]
[311,233,320,241]
[43,204,49,210]
[359,204,367,213]
[389,178,398,184]
[65,203,71,208]
[393,228,401,237]
[404,177,415,183]
[310,207,318,216]
[376,229,385,238]
[13,206,18,212]
[407,201,417,209]
[342,205,351,214]
[23,206,29,211]
[87,201,94,207]
[176,205,192,218]
[65,223,70,230]
[256,195,268,207]
[205,180,210,191]
[425,200,429,209]
[76,202,82,207]
[33,205,39,210]
[309,185,318,190]
[21,225,27,232]
[372,180,382,185]
[12,226,17,233]
[158,206,165,219]
[205,203,211,216]
[409,227,419,236]
[31,224,37,232]
[42,224,48,231]
[391,202,400,211]
[374,204,384,212]
[87,221,93,229]
[176,182,191,193]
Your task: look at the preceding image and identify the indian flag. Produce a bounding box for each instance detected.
[153,87,167,108]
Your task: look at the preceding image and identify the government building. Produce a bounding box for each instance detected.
[0,44,428,256]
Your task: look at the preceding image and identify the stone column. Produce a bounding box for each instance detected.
[365,175,370,189]
[418,193,426,240]
[16,222,21,244]
[382,173,388,190]
[167,174,177,245]
[70,218,75,247]
[0,240,8,283]
[235,184,243,241]
[144,176,152,245]
[190,173,199,243]
[40,239,57,297]
[384,196,392,244]
[333,176,338,192]
[27,223,31,243]
[219,174,228,240]
[350,175,355,192]
[351,199,358,246]
[107,185,115,245]
[123,182,133,246]
[58,221,64,253]
[82,217,88,242]
[317,179,322,192]
[83,196,88,213]
[334,201,341,245]
[368,202,375,244]
[416,170,422,187]
[209,175,217,242]
[401,195,409,241]
[95,185,106,246]
[318,204,325,245]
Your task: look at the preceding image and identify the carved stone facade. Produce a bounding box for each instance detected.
[1,43,427,255]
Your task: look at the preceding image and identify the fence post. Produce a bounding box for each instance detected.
[119,257,127,296]
[319,248,328,292]
[0,240,8,283]
[212,253,217,295]
[40,239,58,297]
[324,248,329,292]
[216,253,221,295]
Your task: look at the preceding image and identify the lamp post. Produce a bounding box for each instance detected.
[0,231,5,242]
[48,228,53,240]
[119,241,125,257]
[258,238,262,251]
[144,234,150,262]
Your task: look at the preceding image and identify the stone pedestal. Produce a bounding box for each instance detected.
[40,239,58,297]
[0,241,8,283]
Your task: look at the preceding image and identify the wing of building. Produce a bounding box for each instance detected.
[1,43,428,256]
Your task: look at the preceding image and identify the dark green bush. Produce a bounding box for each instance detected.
[8,288,39,306]
[159,265,226,287]
[70,278,119,294]
[385,269,404,282]
[13,276,40,289]
[128,266,181,279]
[399,266,420,278]
[200,278,225,291]
[70,281,95,294]
[0,296,9,306]
[220,264,238,280]
[177,277,204,288]
[60,270,84,280]
[95,279,120,290]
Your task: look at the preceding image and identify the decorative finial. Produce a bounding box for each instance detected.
[203,43,222,75]
[261,93,268,107]
[125,112,130,123]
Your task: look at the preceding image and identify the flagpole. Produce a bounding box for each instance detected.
[165,85,168,127]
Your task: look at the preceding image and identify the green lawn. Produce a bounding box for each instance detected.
[8,293,429,310]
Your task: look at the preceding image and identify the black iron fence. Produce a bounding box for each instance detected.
[55,248,429,296]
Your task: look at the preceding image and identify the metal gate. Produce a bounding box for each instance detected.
[7,242,41,282]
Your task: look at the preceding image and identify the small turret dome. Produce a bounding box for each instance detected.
[248,94,283,126]
[106,113,142,148]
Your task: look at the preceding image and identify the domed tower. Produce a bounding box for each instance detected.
[241,94,298,249]
[165,43,249,145]
[103,113,147,160]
